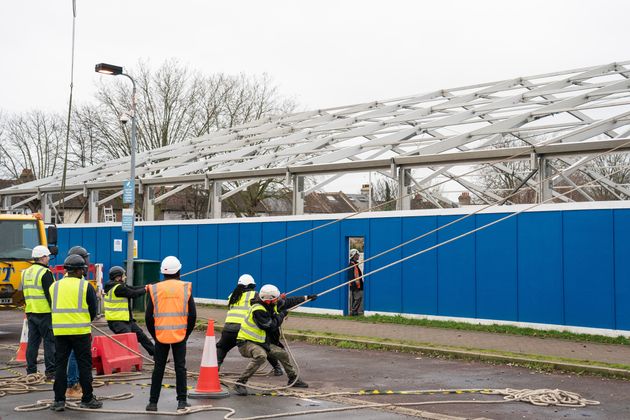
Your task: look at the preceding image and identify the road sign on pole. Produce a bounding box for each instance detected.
[123,180,134,204]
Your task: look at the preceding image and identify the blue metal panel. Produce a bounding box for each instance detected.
[110,229,126,268]
[217,224,239,300]
[178,225,198,291]
[68,229,83,254]
[82,229,97,264]
[517,211,564,324]
[437,215,476,318]
[160,226,179,258]
[285,221,312,297]
[311,220,341,310]
[94,228,111,271]
[141,226,161,261]
[238,223,262,284]
[261,222,287,291]
[368,217,402,313]
[196,224,218,299]
[614,209,630,330]
[476,214,517,321]
[401,216,438,315]
[56,228,71,264]
[563,210,615,329]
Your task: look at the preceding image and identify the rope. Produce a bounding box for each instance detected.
[11,388,599,416]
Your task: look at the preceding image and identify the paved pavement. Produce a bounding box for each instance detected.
[198,306,630,368]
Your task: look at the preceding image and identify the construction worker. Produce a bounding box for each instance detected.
[21,245,56,379]
[64,246,91,400]
[49,254,102,411]
[215,274,285,375]
[348,248,364,316]
[104,266,155,356]
[145,256,196,412]
[234,284,309,396]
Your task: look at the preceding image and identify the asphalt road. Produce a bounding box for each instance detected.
[2,309,630,419]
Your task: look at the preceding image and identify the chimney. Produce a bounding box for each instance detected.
[458,191,471,206]
[360,183,370,196]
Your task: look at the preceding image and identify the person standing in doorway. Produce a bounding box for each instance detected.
[348,248,364,316]
[21,245,56,380]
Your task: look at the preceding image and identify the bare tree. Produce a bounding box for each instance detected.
[73,60,295,160]
[0,110,65,179]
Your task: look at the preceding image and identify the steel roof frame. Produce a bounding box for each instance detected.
[3,61,630,208]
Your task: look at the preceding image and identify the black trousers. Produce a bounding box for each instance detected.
[216,327,280,368]
[53,334,94,403]
[26,313,55,375]
[150,340,187,403]
[108,320,155,356]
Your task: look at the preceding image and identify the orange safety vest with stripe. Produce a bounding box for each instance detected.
[148,279,192,344]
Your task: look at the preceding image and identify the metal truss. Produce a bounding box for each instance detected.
[3,61,630,221]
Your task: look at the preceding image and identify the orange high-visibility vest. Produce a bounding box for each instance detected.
[149,279,192,344]
[353,265,362,289]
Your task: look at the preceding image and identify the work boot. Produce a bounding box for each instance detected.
[145,402,158,412]
[272,365,283,376]
[177,400,191,411]
[80,396,103,409]
[234,380,248,396]
[65,383,82,399]
[50,400,65,411]
[288,377,309,388]
[45,371,56,381]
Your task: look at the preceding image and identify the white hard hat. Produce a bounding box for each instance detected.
[160,256,182,275]
[349,248,359,258]
[259,284,280,302]
[238,274,255,286]
[32,245,51,259]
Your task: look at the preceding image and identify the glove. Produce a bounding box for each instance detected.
[307,294,318,301]
[280,293,287,299]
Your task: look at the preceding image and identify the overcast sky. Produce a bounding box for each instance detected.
[1,0,628,193]
[2,0,628,115]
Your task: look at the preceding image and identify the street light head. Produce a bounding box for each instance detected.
[95,63,123,75]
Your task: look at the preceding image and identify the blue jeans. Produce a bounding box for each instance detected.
[67,350,79,386]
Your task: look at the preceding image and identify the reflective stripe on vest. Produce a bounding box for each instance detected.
[104,283,130,321]
[50,276,91,335]
[225,290,256,324]
[149,280,191,344]
[237,303,267,343]
[21,265,51,313]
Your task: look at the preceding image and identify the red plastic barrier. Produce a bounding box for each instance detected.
[92,333,143,375]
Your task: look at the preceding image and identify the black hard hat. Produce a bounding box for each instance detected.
[109,265,126,281]
[68,246,90,259]
[64,254,87,270]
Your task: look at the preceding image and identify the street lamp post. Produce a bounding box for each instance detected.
[95,63,137,286]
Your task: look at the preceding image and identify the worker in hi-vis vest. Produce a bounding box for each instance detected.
[234,284,309,396]
[49,254,102,411]
[145,256,196,412]
[103,266,155,356]
[20,245,56,379]
[215,273,284,376]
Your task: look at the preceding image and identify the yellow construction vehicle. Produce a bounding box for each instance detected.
[0,212,57,309]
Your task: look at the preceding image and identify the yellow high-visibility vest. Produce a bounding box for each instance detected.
[237,304,267,343]
[224,290,256,325]
[104,284,129,321]
[50,276,91,335]
[21,264,51,313]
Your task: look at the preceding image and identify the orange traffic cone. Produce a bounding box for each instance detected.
[15,315,28,362]
[189,319,229,398]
